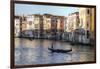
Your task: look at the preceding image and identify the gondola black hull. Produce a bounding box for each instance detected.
[48,48,72,53]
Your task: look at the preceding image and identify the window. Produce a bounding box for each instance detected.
[29,21,32,25]
[35,24,38,29]
[87,22,89,28]
[87,9,90,14]
[16,24,19,26]
[87,30,89,38]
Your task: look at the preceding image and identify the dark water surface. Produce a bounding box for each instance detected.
[15,38,95,65]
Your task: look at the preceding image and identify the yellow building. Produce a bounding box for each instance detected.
[79,8,91,30]
[90,8,95,44]
[79,8,95,34]
[79,8,95,44]
[90,8,95,32]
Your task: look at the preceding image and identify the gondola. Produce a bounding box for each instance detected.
[48,36,72,53]
[48,48,72,53]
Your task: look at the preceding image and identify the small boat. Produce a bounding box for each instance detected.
[48,42,72,53]
[48,48,72,53]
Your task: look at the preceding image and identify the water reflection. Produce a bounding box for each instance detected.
[15,38,95,65]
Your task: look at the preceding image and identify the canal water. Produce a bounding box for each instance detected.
[15,38,95,65]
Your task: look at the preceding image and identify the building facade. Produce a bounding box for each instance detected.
[20,16,27,37]
[34,14,43,38]
[64,12,79,42]
[21,16,27,32]
[26,15,35,30]
[57,16,64,32]
[90,8,95,45]
[14,16,21,37]
[66,12,79,32]
[25,15,35,38]
[51,16,58,40]
[79,8,92,44]
[14,9,95,45]
[43,14,52,38]
[57,16,64,40]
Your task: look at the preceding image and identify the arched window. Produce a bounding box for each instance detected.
[87,9,90,14]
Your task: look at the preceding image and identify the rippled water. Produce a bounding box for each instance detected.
[15,38,95,65]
